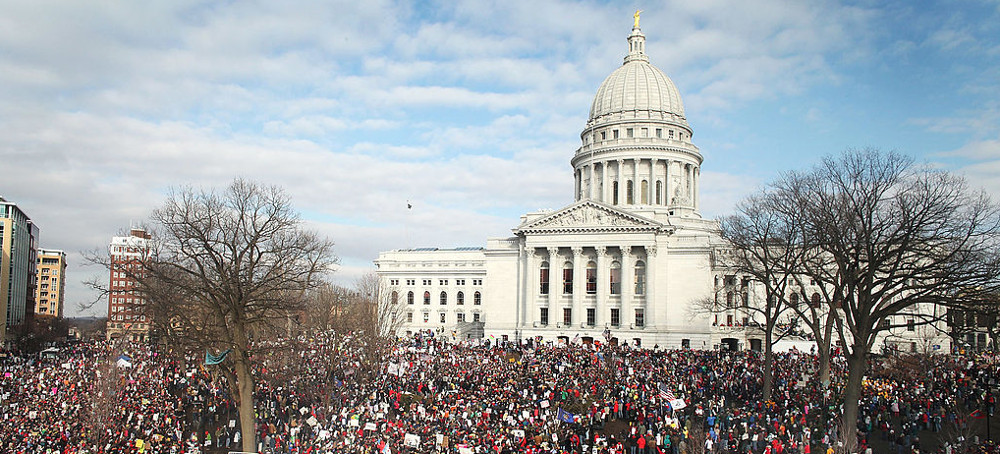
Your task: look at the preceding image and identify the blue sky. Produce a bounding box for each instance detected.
[1,0,998,316]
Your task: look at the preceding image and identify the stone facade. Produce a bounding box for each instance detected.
[376,21,725,348]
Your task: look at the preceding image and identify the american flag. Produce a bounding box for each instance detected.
[658,383,675,401]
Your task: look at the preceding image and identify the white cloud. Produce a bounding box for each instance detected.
[5,0,991,319]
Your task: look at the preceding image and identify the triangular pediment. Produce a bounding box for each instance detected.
[515,200,666,234]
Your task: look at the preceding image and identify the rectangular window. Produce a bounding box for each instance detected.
[456,279,465,286]
[423,313,429,323]
[601,131,606,140]
[611,308,620,327]
[641,128,648,137]
[656,128,662,138]
[587,308,596,326]
[423,279,432,286]
[473,279,483,286]
[440,313,446,323]
[406,279,415,286]
[390,279,399,286]
[626,128,633,138]
[407,312,413,323]
[635,309,645,327]
[563,308,572,325]
[907,319,915,331]
[563,267,573,294]
[540,308,549,326]
[613,130,619,139]
[457,312,465,323]
[439,279,448,286]
[669,130,674,139]
[473,313,481,322]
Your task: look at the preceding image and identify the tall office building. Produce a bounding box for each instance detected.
[107,228,152,342]
[1,196,39,343]
[35,249,67,318]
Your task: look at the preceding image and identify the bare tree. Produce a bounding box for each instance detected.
[130,178,336,453]
[353,272,405,338]
[768,181,842,386]
[786,149,1000,445]
[301,283,353,333]
[711,191,810,402]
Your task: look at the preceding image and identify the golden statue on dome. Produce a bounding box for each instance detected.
[634,10,642,28]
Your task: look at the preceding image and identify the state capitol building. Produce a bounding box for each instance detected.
[375,19,947,352]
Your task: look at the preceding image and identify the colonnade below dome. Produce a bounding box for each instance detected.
[574,157,699,211]
[522,244,656,331]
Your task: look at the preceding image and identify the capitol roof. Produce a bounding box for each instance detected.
[587,25,688,129]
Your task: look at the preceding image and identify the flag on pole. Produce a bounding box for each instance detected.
[556,408,575,423]
[658,383,675,401]
[204,349,231,366]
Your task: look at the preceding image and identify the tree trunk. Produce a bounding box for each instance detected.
[817,311,836,387]
[235,356,257,453]
[840,349,867,449]
[817,345,832,387]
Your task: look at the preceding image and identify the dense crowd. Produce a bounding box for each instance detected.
[0,334,997,454]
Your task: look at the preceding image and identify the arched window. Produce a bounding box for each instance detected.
[610,261,622,295]
[539,261,550,295]
[627,180,634,204]
[656,181,662,205]
[423,291,431,305]
[473,291,482,305]
[811,292,821,307]
[391,291,399,305]
[790,293,799,305]
[407,291,414,305]
[613,181,619,205]
[586,261,597,294]
[634,260,645,295]
[457,291,465,305]
[563,261,574,294]
[726,291,734,309]
[641,180,648,204]
[440,291,447,305]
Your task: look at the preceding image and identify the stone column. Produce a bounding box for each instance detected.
[596,246,608,327]
[575,169,582,201]
[548,247,561,325]
[587,164,595,200]
[644,245,657,329]
[632,158,640,205]
[620,245,634,329]
[664,160,672,206]
[572,247,584,328]
[649,158,658,205]
[527,247,539,327]
[600,162,607,203]
[687,164,693,206]
[616,159,625,205]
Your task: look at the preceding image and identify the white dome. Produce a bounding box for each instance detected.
[587,28,688,129]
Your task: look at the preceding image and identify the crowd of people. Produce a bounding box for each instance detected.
[0,333,997,454]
